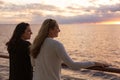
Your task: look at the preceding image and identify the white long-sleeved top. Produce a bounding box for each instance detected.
[33,38,95,80]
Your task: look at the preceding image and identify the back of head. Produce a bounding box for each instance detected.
[6,22,29,51]
[30,18,57,58]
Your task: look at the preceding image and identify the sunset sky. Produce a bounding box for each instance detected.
[0,0,120,24]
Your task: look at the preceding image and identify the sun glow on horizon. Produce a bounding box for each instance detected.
[100,21,120,25]
[113,22,120,24]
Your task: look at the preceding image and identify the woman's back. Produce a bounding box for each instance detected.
[9,39,33,80]
[33,38,62,80]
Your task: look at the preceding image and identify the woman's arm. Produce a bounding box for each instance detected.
[54,42,95,70]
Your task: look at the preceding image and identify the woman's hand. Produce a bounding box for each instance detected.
[94,62,110,67]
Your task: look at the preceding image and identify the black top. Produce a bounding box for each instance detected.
[8,39,33,80]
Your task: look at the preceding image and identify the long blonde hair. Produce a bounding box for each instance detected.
[30,19,57,58]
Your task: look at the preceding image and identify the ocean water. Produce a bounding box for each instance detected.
[0,24,120,80]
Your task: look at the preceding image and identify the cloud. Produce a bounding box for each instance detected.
[0,0,4,4]
[30,3,120,24]
[0,3,60,12]
[0,2,120,24]
[57,14,119,24]
[67,3,120,13]
[96,3,120,13]
[30,13,119,24]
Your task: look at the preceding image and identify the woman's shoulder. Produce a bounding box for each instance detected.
[45,38,62,45]
[46,38,66,51]
[19,39,31,46]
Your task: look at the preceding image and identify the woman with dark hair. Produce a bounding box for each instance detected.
[6,22,33,80]
[31,19,109,80]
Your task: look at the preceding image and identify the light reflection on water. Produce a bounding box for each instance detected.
[56,25,120,68]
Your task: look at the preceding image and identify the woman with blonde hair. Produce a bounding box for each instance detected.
[31,19,108,80]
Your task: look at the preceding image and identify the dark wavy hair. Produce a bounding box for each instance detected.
[6,22,29,50]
